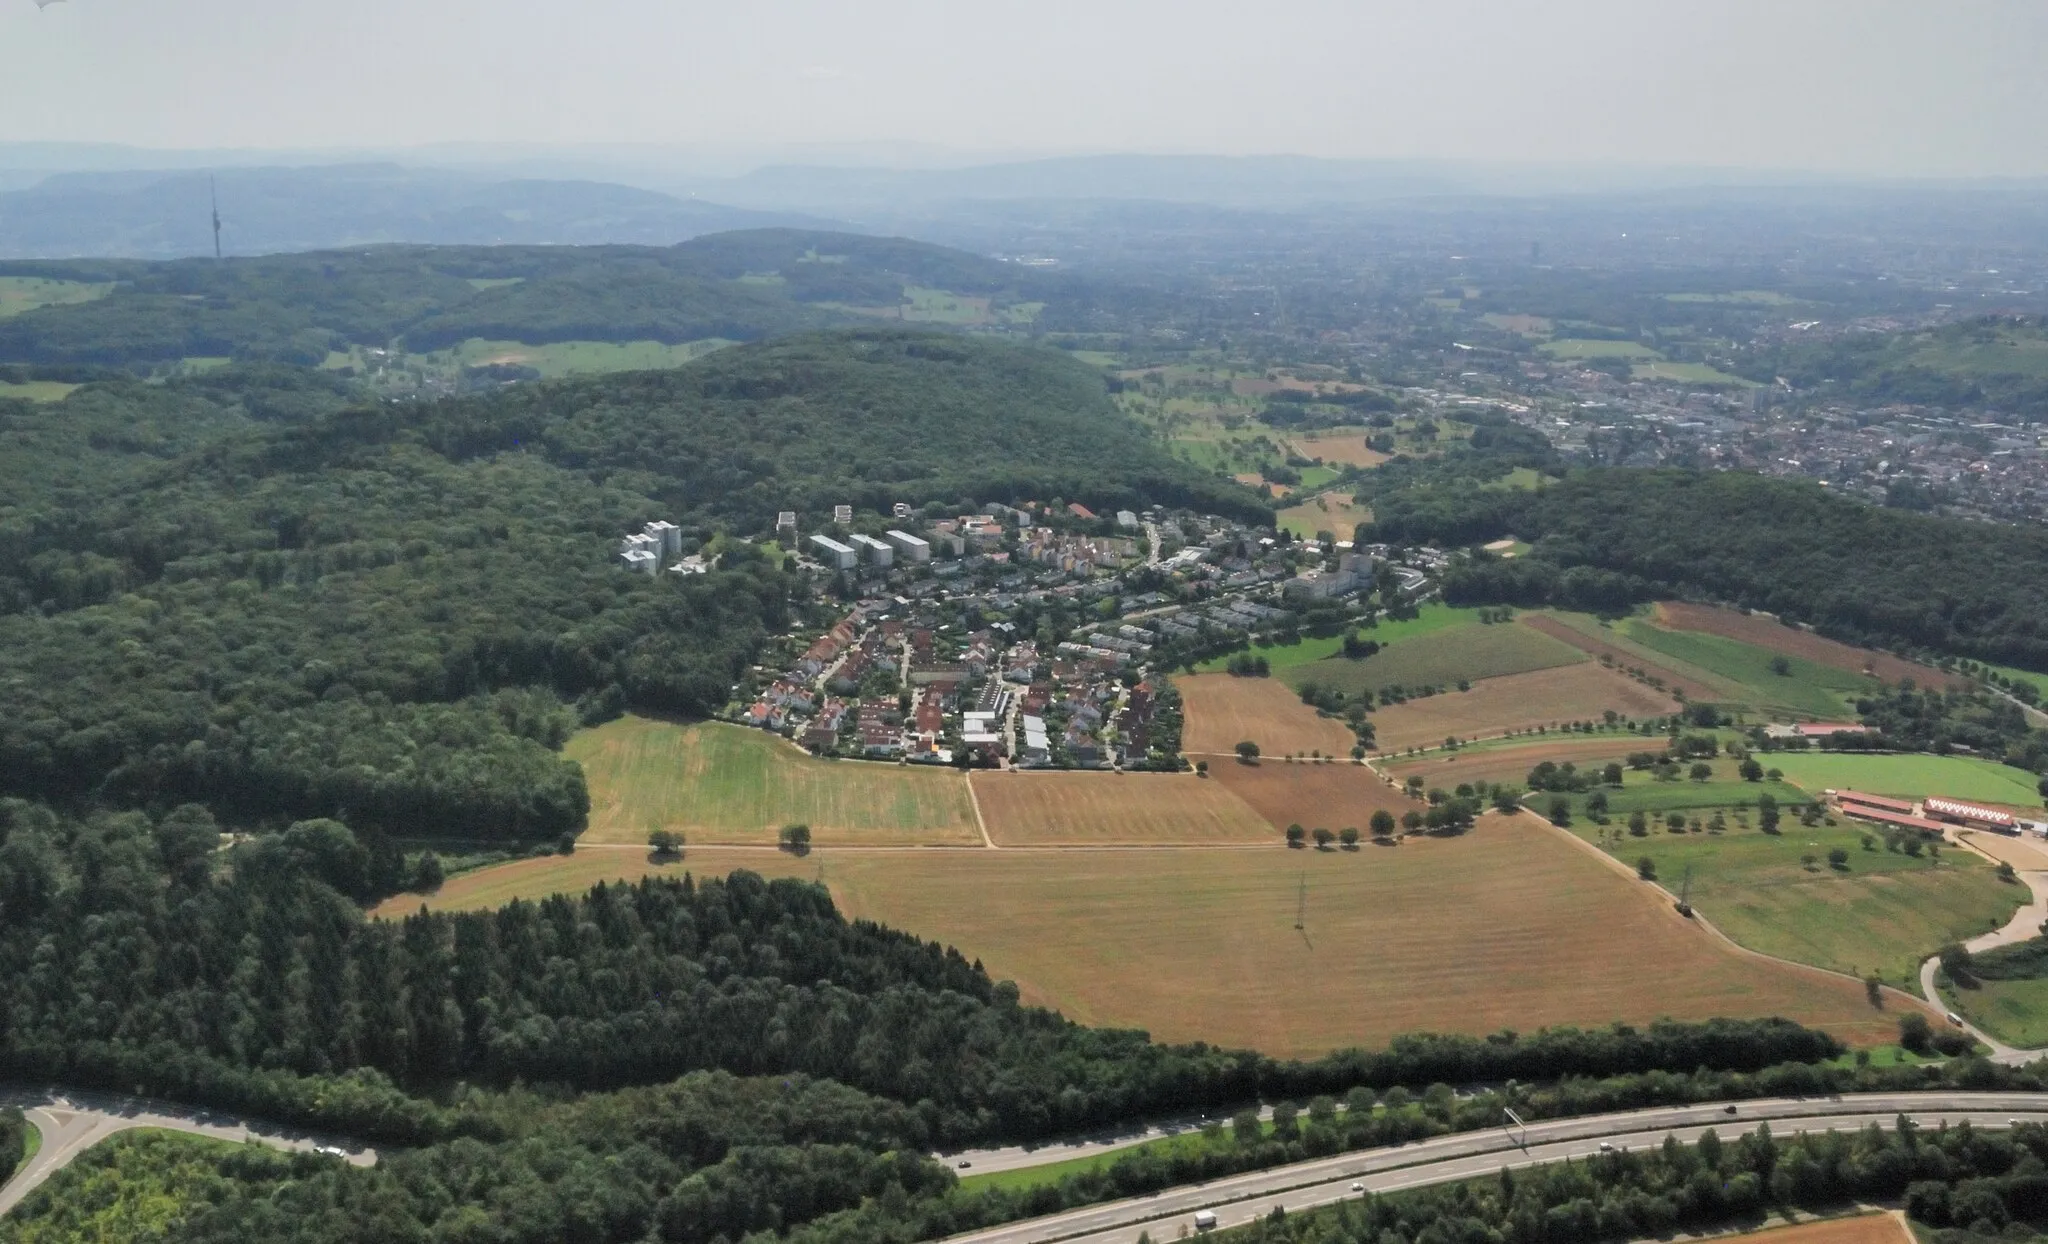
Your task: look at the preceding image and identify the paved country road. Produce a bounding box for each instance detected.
[931,1093,2048,1244]
[0,1088,376,1219]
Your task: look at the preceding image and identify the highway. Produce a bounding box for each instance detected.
[0,1088,376,1219]
[931,1093,2048,1244]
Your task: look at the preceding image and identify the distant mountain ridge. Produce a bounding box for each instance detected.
[0,164,836,259]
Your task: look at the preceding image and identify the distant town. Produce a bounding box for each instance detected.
[619,502,1440,770]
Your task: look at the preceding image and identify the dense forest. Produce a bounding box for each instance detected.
[0,330,1249,842]
[0,229,1054,367]
[1367,468,2048,670]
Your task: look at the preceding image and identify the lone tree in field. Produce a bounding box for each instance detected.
[779,824,812,854]
[1739,757,1765,782]
[1313,827,1335,850]
[1340,826,1360,849]
[648,829,684,860]
[1628,810,1648,837]
[1370,810,1396,839]
[1547,795,1572,828]
[1689,761,1714,782]
[1637,856,1657,880]
[1285,824,1306,848]
[1195,760,1209,777]
[1236,740,1261,764]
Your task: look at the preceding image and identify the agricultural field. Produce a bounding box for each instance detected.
[1383,736,1643,791]
[566,716,981,846]
[384,814,1906,1052]
[1278,490,1373,539]
[0,274,110,317]
[1207,758,1414,833]
[1371,664,1682,753]
[1192,604,1495,674]
[1571,816,2022,986]
[1539,757,1810,819]
[1631,360,1756,387]
[1720,1216,1912,1244]
[1522,613,1729,702]
[1288,431,1389,468]
[1767,752,2046,806]
[1286,619,1586,697]
[1538,338,1662,360]
[0,379,78,402]
[370,845,823,919]
[970,771,1275,846]
[1620,619,1877,718]
[1944,975,2048,1048]
[1653,602,1961,689]
[1178,674,1360,757]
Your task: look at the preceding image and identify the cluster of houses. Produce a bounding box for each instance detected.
[738,593,1163,769]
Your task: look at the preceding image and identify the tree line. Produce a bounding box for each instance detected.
[1371,467,2048,672]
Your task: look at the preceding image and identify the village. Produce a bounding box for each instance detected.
[618,499,1438,771]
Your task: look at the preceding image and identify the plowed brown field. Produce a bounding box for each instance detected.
[1371,664,1682,753]
[1655,602,1961,688]
[1180,674,1360,757]
[1520,614,1723,701]
[1208,758,1413,832]
[1722,1214,1913,1244]
[971,771,1275,845]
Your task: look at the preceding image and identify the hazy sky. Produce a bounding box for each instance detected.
[4,0,2046,176]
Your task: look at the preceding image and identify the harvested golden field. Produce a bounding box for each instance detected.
[1207,759,1413,833]
[1655,602,1961,689]
[369,846,824,919]
[1371,665,1682,753]
[1374,670,1680,753]
[1721,1214,1913,1244]
[1180,674,1360,757]
[388,820,1906,1053]
[1289,432,1389,468]
[567,716,981,846]
[1520,614,1724,701]
[1382,736,1640,790]
[970,771,1275,846]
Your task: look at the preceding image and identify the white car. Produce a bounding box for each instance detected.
[1598,1142,1615,1152]
[1350,1182,1365,1192]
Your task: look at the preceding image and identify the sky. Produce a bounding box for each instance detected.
[3,0,2046,177]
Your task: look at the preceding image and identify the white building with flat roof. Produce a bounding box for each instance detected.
[848,533,894,567]
[809,534,857,570]
[621,548,659,574]
[643,521,681,558]
[885,530,931,562]
[833,504,854,525]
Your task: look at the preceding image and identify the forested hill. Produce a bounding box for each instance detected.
[1367,468,2048,669]
[0,228,1053,367]
[0,330,1249,846]
[398,329,1262,529]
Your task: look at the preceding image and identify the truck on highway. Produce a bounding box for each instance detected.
[1194,1211,1218,1231]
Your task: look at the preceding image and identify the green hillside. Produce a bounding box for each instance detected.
[0,229,1054,369]
[0,330,1246,841]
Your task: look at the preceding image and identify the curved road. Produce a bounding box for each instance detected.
[0,1088,376,1219]
[1918,833,2048,1062]
[935,1093,2048,1244]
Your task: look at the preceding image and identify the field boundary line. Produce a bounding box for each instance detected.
[965,774,997,849]
[1524,810,1941,1021]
